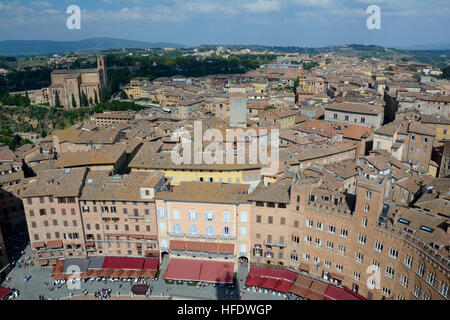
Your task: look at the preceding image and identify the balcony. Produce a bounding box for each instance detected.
[128,215,144,220]
[264,241,286,248]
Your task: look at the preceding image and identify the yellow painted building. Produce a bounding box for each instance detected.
[421,116,450,141]
[124,84,143,99]
[131,166,262,186]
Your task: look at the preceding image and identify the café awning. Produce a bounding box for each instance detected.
[169,240,185,251]
[218,243,234,254]
[47,240,63,249]
[101,257,144,270]
[143,258,159,270]
[164,258,202,282]
[0,287,12,300]
[185,241,202,252]
[198,260,234,284]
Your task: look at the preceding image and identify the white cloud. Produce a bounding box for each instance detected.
[240,0,281,13]
[30,1,52,9]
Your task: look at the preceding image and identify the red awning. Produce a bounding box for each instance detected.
[330,273,345,281]
[140,269,157,279]
[164,259,234,284]
[143,258,159,270]
[343,287,366,300]
[218,243,234,254]
[101,257,144,270]
[324,285,360,300]
[46,240,63,249]
[164,258,202,282]
[169,240,185,250]
[275,279,292,293]
[32,241,45,249]
[261,277,278,290]
[299,263,310,273]
[246,266,298,293]
[37,259,49,266]
[201,242,218,253]
[85,241,95,246]
[51,260,64,275]
[185,241,202,252]
[198,260,234,284]
[245,274,262,287]
[0,287,12,300]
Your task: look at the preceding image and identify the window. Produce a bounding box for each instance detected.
[385,266,395,279]
[188,211,197,221]
[372,260,380,269]
[268,216,273,224]
[256,215,261,223]
[340,228,348,238]
[205,212,214,222]
[426,272,435,286]
[328,225,336,234]
[173,209,180,220]
[404,255,412,268]
[358,234,367,245]
[240,227,247,235]
[303,253,310,260]
[39,209,46,216]
[338,245,346,256]
[223,226,230,237]
[382,287,391,298]
[366,191,371,199]
[173,224,181,234]
[326,241,334,250]
[304,235,312,243]
[413,285,421,298]
[361,117,365,124]
[364,204,369,212]
[362,218,368,228]
[336,264,343,272]
[206,225,214,236]
[280,217,285,225]
[356,252,364,263]
[389,248,398,259]
[439,282,448,299]
[160,222,166,231]
[306,219,313,228]
[316,221,323,230]
[157,208,166,218]
[241,211,248,223]
[374,241,383,253]
[223,212,230,222]
[400,275,409,288]
[333,113,338,119]
[314,238,322,247]
[353,271,361,281]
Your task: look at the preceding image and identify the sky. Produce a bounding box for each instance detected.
[0,0,449,48]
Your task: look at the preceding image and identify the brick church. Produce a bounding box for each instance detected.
[48,56,108,109]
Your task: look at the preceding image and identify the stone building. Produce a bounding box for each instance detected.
[48,56,107,109]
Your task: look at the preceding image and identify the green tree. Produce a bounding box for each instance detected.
[71,93,77,108]
[81,91,88,107]
[119,90,128,100]
[94,90,99,105]
[407,65,418,72]
[54,91,61,108]
[89,97,93,105]
[25,90,30,106]
[442,65,450,80]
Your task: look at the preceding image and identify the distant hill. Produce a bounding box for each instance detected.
[0,37,186,56]
[395,43,450,51]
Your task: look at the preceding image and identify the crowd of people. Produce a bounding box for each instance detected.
[95,288,112,300]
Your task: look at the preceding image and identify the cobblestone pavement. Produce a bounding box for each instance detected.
[1,245,285,301]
